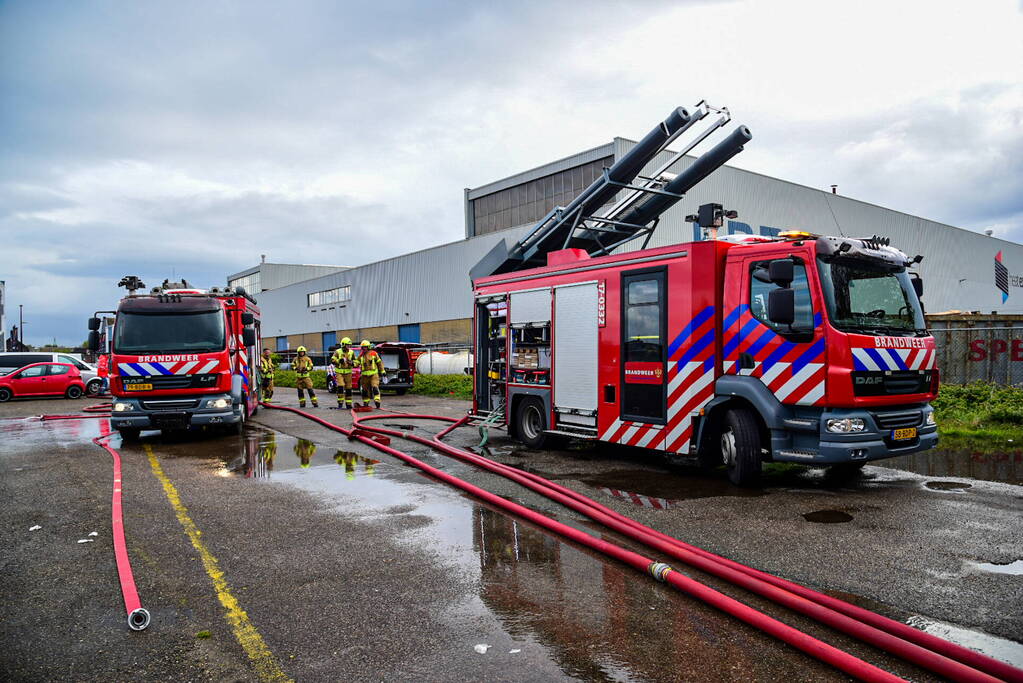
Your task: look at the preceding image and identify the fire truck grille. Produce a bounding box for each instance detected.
[131,374,217,390]
[871,410,923,430]
[141,399,200,410]
[851,370,932,396]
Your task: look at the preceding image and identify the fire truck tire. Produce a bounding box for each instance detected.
[118,428,141,441]
[515,397,549,449]
[721,408,761,486]
[0,387,11,402]
[65,385,84,400]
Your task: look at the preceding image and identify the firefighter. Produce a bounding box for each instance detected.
[330,337,356,409]
[259,348,276,402]
[293,346,318,408]
[358,340,385,408]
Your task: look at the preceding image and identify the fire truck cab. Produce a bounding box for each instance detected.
[470,103,937,485]
[89,279,261,439]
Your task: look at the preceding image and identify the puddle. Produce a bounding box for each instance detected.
[802,509,854,524]
[876,447,1022,486]
[925,480,973,492]
[906,616,1023,668]
[383,423,418,431]
[223,426,380,479]
[973,559,1023,576]
[578,468,767,503]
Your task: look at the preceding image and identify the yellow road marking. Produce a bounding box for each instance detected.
[143,444,292,682]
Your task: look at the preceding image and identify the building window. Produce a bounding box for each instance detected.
[229,272,261,293]
[307,285,351,307]
[472,156,614,236]
[276,336,288,352]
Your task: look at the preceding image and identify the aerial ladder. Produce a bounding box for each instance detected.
[469,101,751,282]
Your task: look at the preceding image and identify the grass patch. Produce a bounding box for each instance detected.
[196,630,211,639]
[272,369,328,390]
[410,373,472,400]
[934,381,1023,444]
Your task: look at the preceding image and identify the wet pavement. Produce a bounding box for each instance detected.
[1,394,1022,681]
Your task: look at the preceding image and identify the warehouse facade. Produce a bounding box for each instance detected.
[245,137,1023,354]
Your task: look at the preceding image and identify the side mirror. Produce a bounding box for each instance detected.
[242,328,257,347]
[767,288,795,325]
[911,275,923,299]
[88,330,100,351]
[768,259,793,287]
[241,312,254,325]
[88,317,101,331]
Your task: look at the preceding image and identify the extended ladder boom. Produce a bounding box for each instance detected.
[470,102,751,281]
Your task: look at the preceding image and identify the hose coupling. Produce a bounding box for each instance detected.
[648,562,674,582]
[128,607,151,631]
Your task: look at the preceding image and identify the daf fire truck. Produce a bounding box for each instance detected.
[88,278,261,439]
[469,103,937,485]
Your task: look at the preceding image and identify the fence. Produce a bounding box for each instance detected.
[928,315,1023,386]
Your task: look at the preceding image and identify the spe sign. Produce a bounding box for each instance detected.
[969,339,1023,361]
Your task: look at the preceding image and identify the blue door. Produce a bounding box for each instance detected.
[398,324,420,343]
[322,331,337,351]
[276,336,288,352]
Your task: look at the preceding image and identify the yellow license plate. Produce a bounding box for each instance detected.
[891,427,917,440]
[124,383,153,391]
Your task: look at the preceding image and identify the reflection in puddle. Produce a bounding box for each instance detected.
[226,427,379,479]
[925,480,973,492]
[973,559,1023,576]
[876,447,1022,485]
[802,509,854,524]
[906,615,1023,668]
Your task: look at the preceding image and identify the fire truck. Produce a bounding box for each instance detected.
[470,103,937,485]
[88,278,261,439]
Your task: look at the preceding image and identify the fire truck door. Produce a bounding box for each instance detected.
[553,282,598,417]
[621,269,667,423]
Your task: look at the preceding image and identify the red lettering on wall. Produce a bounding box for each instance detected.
[1013,339,1023,362]
[990,339,1008,357]
[969,339,987,361]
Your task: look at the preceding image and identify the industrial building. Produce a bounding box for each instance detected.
[235,136,1023,353]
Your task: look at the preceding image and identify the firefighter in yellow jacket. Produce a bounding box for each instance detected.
[259,348,276,402]
[358,340,385,408]
[293,346,318,408]
[330,337,356,409]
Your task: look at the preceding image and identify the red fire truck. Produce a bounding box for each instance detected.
[470,104,937,485]
[88,278,261,439]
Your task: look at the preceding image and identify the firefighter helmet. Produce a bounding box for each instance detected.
[341,337,352,345]
[297,346,307,353]
[360,340,371,348]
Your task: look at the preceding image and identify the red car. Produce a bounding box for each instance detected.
[0,362,86,402]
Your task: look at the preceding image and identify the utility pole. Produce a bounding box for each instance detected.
[19,304,23,351]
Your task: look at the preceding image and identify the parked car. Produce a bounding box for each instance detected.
[0,352,101,396]
[0,362,86,401]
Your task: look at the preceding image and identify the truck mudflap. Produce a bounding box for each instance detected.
[705,375,937,465]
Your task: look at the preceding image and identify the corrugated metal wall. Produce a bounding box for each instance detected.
[928,315,1023,385]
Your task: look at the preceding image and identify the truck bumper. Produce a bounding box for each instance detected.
[110,394,241,431]
[772,405,938,465]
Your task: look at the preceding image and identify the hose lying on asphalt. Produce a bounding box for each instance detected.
[91,420,151,631]
[353,412,1019,683]
[40,404,113,421]
[264,402,909,683]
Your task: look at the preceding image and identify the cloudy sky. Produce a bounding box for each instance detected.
[2,0,1021,345]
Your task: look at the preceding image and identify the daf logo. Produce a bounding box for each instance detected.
[855,377,883,385]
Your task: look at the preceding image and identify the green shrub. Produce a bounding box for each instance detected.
[411,373,473,400]
[273,369,328,390]
[932,381,1023,441]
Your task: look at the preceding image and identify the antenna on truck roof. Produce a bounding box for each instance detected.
[470,101,751,280]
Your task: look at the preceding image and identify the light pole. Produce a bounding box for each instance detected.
[19,304,24,350]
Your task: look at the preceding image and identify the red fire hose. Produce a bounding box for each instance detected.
[351,412,1016,683]
[263,403,912,683]
[91,420,150,631]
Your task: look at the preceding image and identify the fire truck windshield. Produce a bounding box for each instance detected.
[114,311,226,354]
[817,258,925,336]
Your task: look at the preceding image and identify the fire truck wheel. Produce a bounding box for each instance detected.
[0,387,12,402]
[118,428,141,441]
[65,385,84,399]
[515,397,549,449]
[721,408,761,486]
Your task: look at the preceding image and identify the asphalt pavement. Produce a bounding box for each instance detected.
[1,392,1020,681]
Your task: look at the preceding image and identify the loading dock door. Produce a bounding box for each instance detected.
[554,282,598,414]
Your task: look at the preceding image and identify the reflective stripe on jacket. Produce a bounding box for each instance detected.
[260,357,276,377]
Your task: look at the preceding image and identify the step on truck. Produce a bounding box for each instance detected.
[469,103,938,485]
[88,277,262,439]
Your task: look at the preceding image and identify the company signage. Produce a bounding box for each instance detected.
[995,251,1022,304]
[624,361,664,384]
